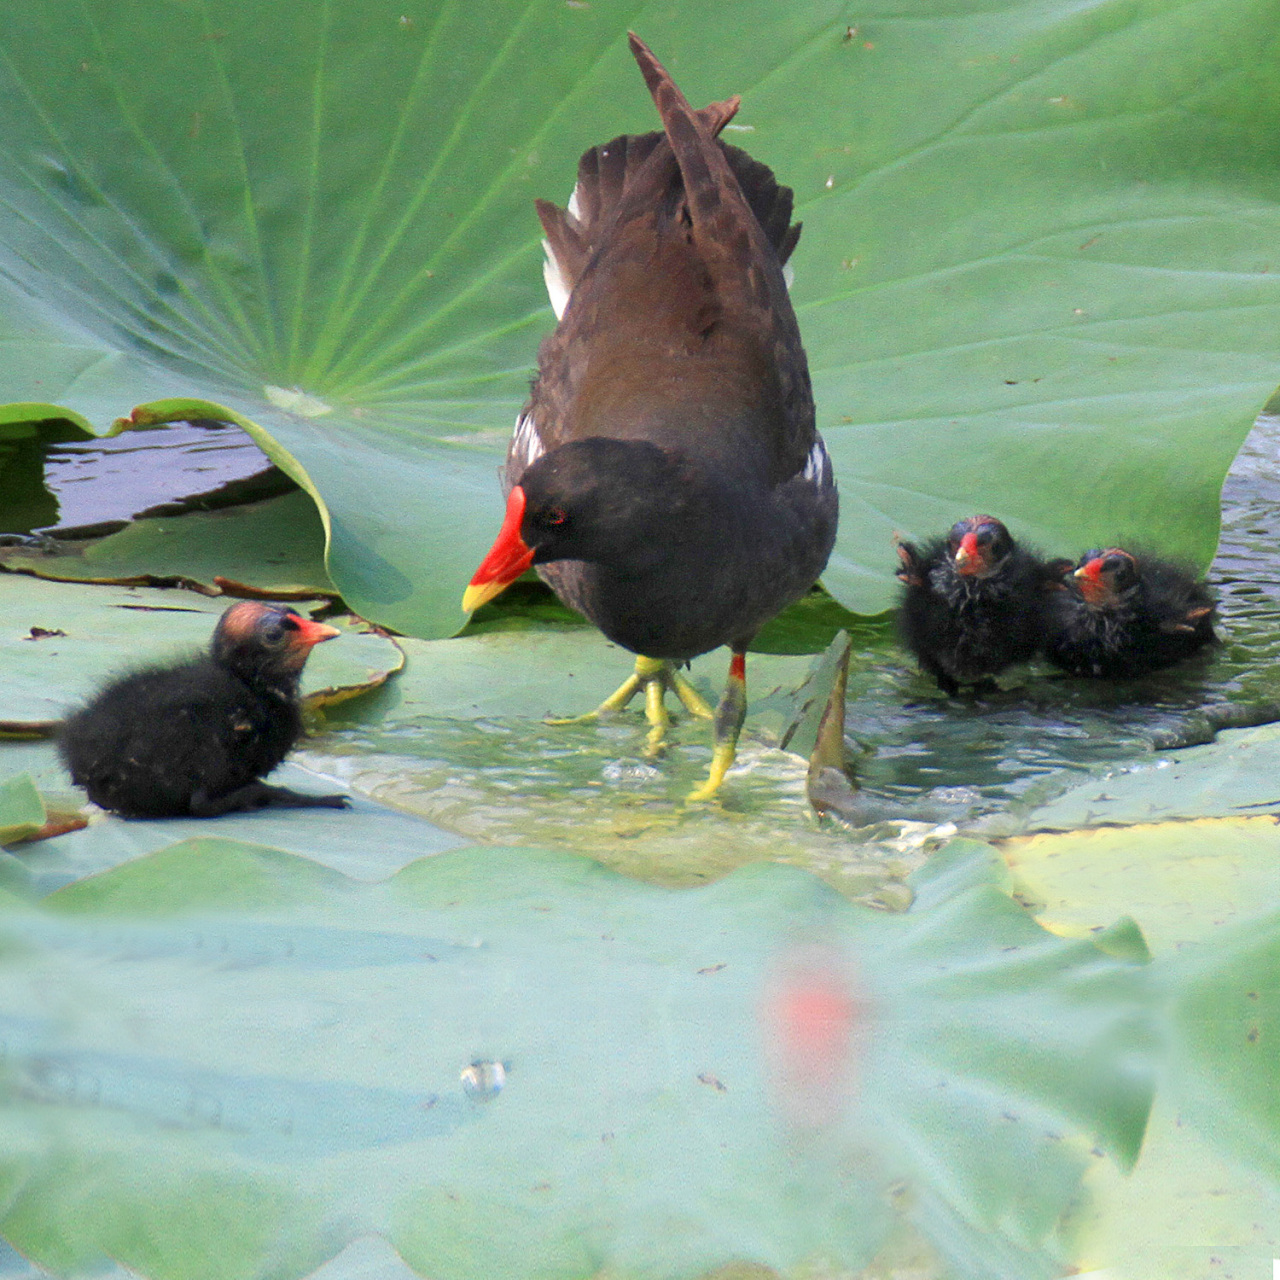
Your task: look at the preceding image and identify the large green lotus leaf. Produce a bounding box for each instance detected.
[1066,1094,1280,1280]
[0,575,399,725]
[1,748,469,898]
[1071,905,1280,1277]
[1,0,1278,636]
[1003,816,1280,955]
[0,492,332,598]
[997,813,1280,1271]
[0,838,1153,1280]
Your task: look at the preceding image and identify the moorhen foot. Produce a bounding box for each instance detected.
[1042,547,1215,677]
[59,600,348,818]
[896,515,1054,696]
[464,33,838,799]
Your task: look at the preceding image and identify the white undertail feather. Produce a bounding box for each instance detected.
[540,183,585,321]
[510,410,545,472]
[542,248,571,321]
[802,437,831,486]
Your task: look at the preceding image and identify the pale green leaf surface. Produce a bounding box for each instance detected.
[0,575,399,724]
[1003,816,1280,955]
[0,838,1153,1280]
[0,492,332,597]
[1,1,1278,633]
[998,815,1280,1268]
[0,773,44,845]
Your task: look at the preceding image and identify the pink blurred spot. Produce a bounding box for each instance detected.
[761,946,866,1126]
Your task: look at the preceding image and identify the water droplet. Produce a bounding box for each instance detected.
[461,1059,506,1100]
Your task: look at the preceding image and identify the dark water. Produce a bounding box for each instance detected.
[0,420,284,538]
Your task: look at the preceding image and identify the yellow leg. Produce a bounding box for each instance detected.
[687,652,748,803]
[669,667,714,720]
[643,676,671,757]
[547,655,708,755]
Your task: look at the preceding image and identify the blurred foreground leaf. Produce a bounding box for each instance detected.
[0,839,1152,1280]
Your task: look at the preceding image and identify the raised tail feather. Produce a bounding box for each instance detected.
[538,33,800,318]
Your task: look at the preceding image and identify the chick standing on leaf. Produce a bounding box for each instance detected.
[1041,548,1215,677]
[895,514,1054,695]
[59,601,350,818]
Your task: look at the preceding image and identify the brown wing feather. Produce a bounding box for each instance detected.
[516,33,814,487]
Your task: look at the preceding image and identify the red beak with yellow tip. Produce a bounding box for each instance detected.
[463,486,535,613]
[1073,555,1108,604]
[953,531,980,574]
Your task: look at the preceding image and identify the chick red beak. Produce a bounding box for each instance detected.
[1074,556,1107,603]
[292,617,341,649]
[953,531,980,574]
[463,486,534,613]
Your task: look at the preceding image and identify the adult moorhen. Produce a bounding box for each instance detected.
[896,514,1053,695]
[59,601,349,817]
[463,33,838,799]
[1042,547,1215,677]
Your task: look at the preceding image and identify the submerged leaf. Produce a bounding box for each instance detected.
[0,839,1153,1280]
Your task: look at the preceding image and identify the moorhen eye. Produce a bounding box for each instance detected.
[58,601,349,818]
[461,34,837,801]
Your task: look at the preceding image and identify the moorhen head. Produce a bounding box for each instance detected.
[58,601,349,818]
[1042,547,1215,677]
[463,33,838,798]
[896,514,1053,695]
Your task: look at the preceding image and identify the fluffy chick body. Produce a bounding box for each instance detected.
[1043,549,1215,677]
[58,602,346,818]
[897,516,1051,695]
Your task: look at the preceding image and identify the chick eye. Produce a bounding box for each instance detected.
[260,614,297,647]
[545,508,568,527]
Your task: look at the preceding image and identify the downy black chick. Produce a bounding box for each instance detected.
[1042,548,1215,677]
[896,514,1053,695]
[59,601,349,817]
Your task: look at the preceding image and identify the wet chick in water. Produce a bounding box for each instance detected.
[896,515,1054,695]
[1042,548,1215,677]
[59,601,349,818]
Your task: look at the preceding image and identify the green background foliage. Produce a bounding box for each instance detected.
[1,0,1278,635]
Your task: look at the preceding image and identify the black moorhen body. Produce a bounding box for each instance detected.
[463,34,838,799]
[59,601,348,817]
[1042,548,1215,677]
[896,515,1052,695]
